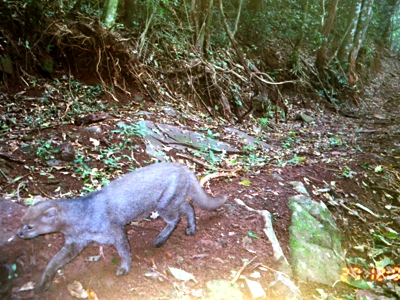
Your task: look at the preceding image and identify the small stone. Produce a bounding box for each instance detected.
[163,107,178,117]
[85,126,102,134]
[46,159,62,166]
[58,143,75,162]
[268,272,302,300]
[295,113,314,123]
[245,279,266,299]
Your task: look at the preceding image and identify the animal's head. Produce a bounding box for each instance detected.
[18,201,60,239]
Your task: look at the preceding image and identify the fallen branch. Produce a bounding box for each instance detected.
[199,171,237,187]
[234,198,289,265]
[371,185,400,195]
[339,201,367,222]
[175,153,212,169]
[0,152,25,163]
[29,178,53,199]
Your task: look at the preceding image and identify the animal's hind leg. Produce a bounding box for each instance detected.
[153,211,180,247]
[179,201,196,236]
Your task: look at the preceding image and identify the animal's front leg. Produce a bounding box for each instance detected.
[112,226,132,276]
[40,242,85,291]
[153,215,180,247]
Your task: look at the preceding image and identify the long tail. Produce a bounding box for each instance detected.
[188,173,227,210]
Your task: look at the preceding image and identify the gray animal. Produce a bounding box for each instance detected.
[18,162,226,291]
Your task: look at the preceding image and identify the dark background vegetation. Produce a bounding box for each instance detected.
[0,0,398,120]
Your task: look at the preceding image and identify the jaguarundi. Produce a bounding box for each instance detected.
[18,162,227,291]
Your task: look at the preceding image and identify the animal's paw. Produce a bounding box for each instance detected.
[116,266,129,276]
[185,227,196,236]
[153,237,166,248]
[39,277,52,292]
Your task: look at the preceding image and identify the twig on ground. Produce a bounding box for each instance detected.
[175,153,211,168]
[371,185,400,195]
[231,256,257,285]
[28,178,53,199]
[339,201,367,222]
[199,171,237,187]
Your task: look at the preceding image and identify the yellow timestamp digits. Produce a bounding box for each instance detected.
[341,266,400,282]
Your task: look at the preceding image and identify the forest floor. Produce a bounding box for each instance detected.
[0,54,399,300]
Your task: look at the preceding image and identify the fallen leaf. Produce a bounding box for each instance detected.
[87,288,99,300]
[239,180,251,186]
[144,270,162,281]
[90,137,100,147]
[18,281,35,291]
[169,267,198,283]
[373,114,386,119]
[67,281,88,298]
[248,231,259,239]
[250,271,261,279]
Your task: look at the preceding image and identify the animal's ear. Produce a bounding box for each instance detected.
[42,207,59,223]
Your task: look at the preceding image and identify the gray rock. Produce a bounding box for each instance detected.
[137,121,239,160]
[135,111,153,117]
[268,272,302,300]
[289,191,345,286]
[225,127,271,150]
[163,107,178,117]
[46,159,62,166]
[288,181,309,196]
[295,113,314,123]
[57,143,75,162]
[244,278,266,299]
[85,125,102,134]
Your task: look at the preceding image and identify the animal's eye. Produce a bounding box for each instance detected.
[24,225,33,231]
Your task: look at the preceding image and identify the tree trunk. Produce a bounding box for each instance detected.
[348,0,374,84]
[124,0,136,28]
[316,0,339,75]
[337,0,362,71]
[192,0,214,55]
[289,0,310,72]
[232,0,244,37]
[102,0,119,28]
[375,0,399,47]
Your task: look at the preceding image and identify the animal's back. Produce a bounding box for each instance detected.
[99,163,190,223]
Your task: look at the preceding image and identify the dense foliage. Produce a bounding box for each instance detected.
[0,0,399,118]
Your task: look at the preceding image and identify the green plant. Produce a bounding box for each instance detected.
[329,136,343,146]
[282,137,295,149]
[74,155,93,178]
[259,118,269,127]
[36,139,59,160]
[277,158,287,168]
[99,148,122,170]
[341,166,355,178]
[243,143,257,153]
[7,264,17,280]
[243,153,266,168]
[206,129,220,139]
[288,154,306,165]
[112,122,147,138]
